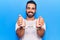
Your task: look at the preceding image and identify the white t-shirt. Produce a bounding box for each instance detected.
[15,19,46,40]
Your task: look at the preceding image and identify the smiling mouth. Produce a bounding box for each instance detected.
[28,13,33,15]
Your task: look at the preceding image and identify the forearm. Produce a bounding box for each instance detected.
[37,27,45,38]
[16,27,25,38]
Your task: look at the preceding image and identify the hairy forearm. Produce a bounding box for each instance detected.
[16,27,25,38]
[37,27,45,38]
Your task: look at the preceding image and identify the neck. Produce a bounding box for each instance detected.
[26,16,35,21]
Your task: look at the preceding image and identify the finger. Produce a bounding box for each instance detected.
[17,15,23,26]
[22,21,26,26]
[39,16,42,21]
[39,17,40,23]
[40,17,44,25]
[36,20,39,27]
[38,16,42,23]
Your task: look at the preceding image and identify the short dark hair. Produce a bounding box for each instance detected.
[26,0,37,9]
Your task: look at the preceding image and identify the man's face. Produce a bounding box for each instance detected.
[26,3,36,18]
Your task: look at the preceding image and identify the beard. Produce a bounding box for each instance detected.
[26,11,35,18]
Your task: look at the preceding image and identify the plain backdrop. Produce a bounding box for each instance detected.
[0,0,60,40]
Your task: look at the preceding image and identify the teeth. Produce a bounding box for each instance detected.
[29,13,32,15]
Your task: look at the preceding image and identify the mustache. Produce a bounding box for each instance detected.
[28,11,33,14]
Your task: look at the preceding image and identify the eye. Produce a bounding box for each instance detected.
[32,8,35,10]
[27,7,30,9]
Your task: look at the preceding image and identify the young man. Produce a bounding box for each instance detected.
[15,1,46,40]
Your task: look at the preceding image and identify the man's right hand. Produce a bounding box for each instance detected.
[17,15,26,29]
[16,15,25,38]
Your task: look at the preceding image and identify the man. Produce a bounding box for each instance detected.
[15,0,46,40]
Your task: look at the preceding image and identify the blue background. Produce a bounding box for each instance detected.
[0,0,60,40]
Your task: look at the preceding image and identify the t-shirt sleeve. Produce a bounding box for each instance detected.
[15,23,20,31]
[42,23,46,31]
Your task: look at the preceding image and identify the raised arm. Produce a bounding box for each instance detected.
[36,16,46,38]
[16,15,26,38]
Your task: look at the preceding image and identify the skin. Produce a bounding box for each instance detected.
[16,3,45,38]
[36,17,45,38]
[16,16,25,38]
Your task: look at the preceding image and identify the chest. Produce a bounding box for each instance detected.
[25,21,37,34]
